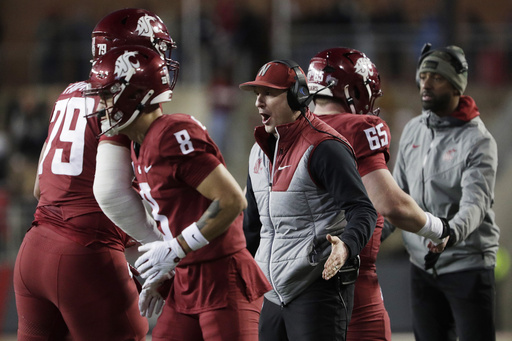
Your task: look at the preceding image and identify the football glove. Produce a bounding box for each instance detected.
[135,238,185,286]
[424,223,454,270]
[424,251,441,270]
[139,286,165,318]
[138,271,174,318]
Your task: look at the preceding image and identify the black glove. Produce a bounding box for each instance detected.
[424,219,454,270]
[424,251,441,270]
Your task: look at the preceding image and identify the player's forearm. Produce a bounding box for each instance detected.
[177,196,245,254]
[364,169,429,233]
[379,193,426,232]
[377,191,446,242]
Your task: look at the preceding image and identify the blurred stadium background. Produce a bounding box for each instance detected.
[1,0,511,339]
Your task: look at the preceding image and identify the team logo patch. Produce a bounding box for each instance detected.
[423,60,439,70]
[258,63,272,77]
[253,157,262,174]
[115,51,140,78]
[443,148,457,161]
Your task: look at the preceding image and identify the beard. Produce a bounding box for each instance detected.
[421,92,452,114]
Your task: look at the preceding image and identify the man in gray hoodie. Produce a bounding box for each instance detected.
[387,43,499,341]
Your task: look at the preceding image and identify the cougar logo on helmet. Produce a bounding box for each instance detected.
[85,46,174,137]
[308,47,382,115]
[115,51,140,78]
[136,15,159,40]
[354,57,374,80]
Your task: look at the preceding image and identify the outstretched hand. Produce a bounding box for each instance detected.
[424,236,450,270]
[428,236,449,253]
[322,234,349,280]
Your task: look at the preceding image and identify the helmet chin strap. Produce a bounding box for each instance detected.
[117,89,154,132]
[364,81,373,106]
[106,68,155,136]
[112,68,135,104]
[344,85,357,115]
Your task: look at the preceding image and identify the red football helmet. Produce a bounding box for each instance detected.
[84,45,173,136]
[307,47,382,115]
[92,8,179,90]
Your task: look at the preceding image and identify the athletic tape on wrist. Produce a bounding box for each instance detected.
[181,222,209,251]
[169,238,186,259]
[418,212,443,241]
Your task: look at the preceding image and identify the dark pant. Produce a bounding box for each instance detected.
[410,264,496,341]
[259,274,355,341]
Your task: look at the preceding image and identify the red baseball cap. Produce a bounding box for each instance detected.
[239,61,302,90]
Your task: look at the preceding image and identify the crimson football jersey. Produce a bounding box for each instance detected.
[318,113,391,271]
[131,114,247,265]
[35,81,132,250]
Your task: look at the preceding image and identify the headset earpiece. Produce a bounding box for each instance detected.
[271,59,310,111]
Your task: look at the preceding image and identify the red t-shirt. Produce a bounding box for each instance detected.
[35,81,132,250]
[318,113,391,272]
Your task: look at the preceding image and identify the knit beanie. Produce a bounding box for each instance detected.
[417,46,468,94]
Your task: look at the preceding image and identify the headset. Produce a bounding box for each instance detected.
[417,43,468,74]
[271,59,311,112]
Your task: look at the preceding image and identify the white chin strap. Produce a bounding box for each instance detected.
[116,89,155,133]
[344,85,357,115]
[106,67,155,135]
[343,80,374,115]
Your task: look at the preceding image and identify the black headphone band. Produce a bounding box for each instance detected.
[270,59,310,111]
[270,59,300,70]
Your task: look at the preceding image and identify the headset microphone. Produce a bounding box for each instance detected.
[305,80,336,106]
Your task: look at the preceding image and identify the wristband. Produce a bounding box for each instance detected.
[181,222,209,251]
[169,238,186,259]
[418,212,444,241]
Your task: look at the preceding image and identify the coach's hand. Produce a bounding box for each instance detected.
[323,234,349,280]
[135,238,185,287]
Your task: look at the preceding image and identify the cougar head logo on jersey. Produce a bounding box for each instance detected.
[354,57,374,81]
[136,15,159,40]
[115,51,140,78]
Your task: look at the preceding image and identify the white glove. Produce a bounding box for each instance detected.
[135,238,185,286]
[138,270,174,318]
[139,286,165,318]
